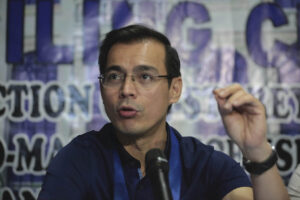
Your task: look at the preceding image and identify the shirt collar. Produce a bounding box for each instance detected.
[112,124,171,167]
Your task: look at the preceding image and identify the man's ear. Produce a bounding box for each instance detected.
[169,76,182,104]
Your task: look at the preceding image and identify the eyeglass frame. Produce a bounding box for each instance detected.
[98,70,173,88]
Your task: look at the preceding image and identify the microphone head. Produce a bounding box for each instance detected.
[145,148,169,175]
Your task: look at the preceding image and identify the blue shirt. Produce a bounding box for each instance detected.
[38,123,251,200]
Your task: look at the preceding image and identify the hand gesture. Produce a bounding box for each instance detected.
[213,84,272,161]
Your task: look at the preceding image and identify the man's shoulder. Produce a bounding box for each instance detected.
[48,123,115,171]
[172,127,237,170]
[180,135,214,154]
[171,127,214,156]
[172,127,251,199]
[69,123,114,148]
[51,123,114,162]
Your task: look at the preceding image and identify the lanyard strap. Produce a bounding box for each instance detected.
[113,150,130,200]
[168,128,182,200]
[113,127,182,200]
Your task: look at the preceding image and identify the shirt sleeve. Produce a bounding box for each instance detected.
[207,150,252,199]
[38,140,89,200]
[179,135,252,199]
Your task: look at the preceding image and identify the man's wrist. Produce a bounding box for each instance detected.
[243,149,278,175]
[242,142,273,162]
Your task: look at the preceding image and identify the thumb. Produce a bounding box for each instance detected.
[213,92,232,115]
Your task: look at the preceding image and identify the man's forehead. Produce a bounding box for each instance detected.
[108,38,165,54]
[105,39,166,72]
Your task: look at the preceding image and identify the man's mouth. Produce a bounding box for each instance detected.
[118,106,138,118]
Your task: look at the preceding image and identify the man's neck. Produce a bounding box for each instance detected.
[115,124,168,176]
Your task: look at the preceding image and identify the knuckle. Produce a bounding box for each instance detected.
[232,83,241,88]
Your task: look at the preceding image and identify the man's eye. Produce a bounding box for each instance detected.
[140,73,154,80]
[107,73,120,80]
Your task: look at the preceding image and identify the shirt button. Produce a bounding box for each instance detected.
[129,161,136,167]
[138,184,144,190]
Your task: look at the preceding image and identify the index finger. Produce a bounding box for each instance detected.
[213,83,244,99]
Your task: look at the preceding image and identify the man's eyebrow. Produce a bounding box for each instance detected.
[104,65,123,73]
[104,65,159,73]
[134,65,158,72]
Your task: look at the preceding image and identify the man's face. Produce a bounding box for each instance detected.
[100,39,182,136]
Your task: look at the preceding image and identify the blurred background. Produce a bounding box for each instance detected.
[0,0,300,199]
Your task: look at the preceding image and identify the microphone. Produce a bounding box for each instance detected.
[145,148,173,200]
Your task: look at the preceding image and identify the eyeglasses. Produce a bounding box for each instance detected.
[98,71,172,89]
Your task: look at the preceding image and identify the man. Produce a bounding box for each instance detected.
[38,24,289,200]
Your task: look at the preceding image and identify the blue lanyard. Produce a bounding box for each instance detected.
[168,128,182,200]
[113,127,182,200]
[113,151,130,200]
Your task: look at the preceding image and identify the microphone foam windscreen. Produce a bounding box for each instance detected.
[145,148,169,174]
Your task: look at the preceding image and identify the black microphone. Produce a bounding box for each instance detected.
[145,148,173,200]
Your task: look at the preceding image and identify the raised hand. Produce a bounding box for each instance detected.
[213,84,272,162]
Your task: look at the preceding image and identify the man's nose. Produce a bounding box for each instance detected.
[119,75,137,98]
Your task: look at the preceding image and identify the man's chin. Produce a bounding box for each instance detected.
[117,127,144,137]
[113,123,143,137]
[114,127,148,144]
